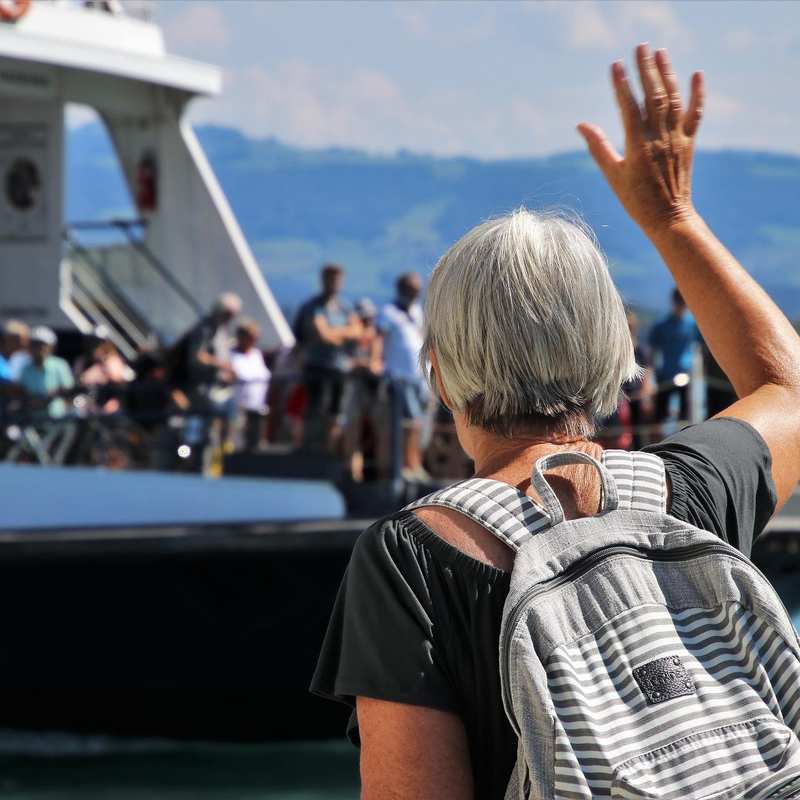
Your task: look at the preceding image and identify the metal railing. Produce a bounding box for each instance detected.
[61,220,204,358]
[1,368,732,481]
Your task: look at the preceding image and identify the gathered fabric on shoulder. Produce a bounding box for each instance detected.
[310,417,777,800]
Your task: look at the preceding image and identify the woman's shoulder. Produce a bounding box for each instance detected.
[642,416,773,483]
[354,507,511,581]
[642,416,777,554]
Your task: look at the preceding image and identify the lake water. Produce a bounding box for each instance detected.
[0,740,359,800]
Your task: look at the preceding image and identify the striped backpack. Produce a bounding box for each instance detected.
[407,450,800,799]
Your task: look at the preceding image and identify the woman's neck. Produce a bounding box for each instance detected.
[469,429,604,519]
[471,432,594,477]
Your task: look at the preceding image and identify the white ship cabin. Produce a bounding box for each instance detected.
[0,0,293,359]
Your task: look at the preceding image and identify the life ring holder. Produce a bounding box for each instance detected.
[0,0,31,23]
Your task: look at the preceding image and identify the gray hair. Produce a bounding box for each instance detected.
[422,208,640,437]
[215,292,242,316]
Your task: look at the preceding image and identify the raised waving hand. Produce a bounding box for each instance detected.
[579,44,800,512]
[578,44,705,234]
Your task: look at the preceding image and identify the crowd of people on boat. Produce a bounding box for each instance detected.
[0,259,735,477]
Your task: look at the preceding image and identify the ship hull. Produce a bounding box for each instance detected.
[0,521,361,741]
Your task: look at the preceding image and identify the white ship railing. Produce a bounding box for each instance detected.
[60,220,204,359]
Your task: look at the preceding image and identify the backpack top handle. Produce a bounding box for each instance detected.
[531,451,620,525]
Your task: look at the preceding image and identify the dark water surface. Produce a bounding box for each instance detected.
[0,740,359,799]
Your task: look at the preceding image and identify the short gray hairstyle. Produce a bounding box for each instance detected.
[423,208,639,437]
[215,292,242,316]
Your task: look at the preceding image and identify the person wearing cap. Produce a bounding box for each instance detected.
[19,327,74,418]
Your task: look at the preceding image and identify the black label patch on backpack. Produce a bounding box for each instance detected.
[633,655,696,705]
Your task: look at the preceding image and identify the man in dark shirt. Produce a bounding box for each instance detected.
[168,293,242,455]
[295,264,362,452]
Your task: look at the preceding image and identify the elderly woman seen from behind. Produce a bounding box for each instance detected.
[312,45,800,799]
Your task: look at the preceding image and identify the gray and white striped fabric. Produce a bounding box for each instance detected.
[405,449,667,551]
[406,449,800,799]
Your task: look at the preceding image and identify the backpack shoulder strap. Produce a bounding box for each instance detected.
[405,478,552,552]
[406,450,668,551]
[601,449,668,513]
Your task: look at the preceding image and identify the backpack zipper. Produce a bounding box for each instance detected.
[500,541,791,735]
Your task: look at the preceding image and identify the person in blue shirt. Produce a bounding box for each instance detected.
[648,288,700,423]
[19,326,75,418]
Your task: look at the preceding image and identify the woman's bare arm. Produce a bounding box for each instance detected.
[578,44,800,510]
[357,697,474,800]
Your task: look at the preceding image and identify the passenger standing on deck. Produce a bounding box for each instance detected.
[649,288,700,424]
[19,327,74,418]
[170,292,241,422]
[163,293,241,462]
[312,46,800,798]
[185,293,241,393]
[376,272,429,481]
[296,264,362,452]
[230,318,270,452]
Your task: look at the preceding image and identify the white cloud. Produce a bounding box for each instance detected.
[161,0,800,159]
[566,2,616,50]
[65,104,99,130]
[545,1,690,53]
[186,59,577,158]
[393,2,495,45]
[709,91,743,120]
[192,60,448,153]
[624,2,684,39]
[163,3,232,52]
[394,5,431,39]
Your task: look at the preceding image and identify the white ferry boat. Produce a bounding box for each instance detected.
[0,0,795,744]
[0,0,363,740]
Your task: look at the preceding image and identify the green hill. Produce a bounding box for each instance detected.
[66,123,800,321]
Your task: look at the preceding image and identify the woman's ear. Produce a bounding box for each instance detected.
[429,350,454,411]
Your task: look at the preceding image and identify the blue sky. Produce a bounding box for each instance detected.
[156,0,799,159]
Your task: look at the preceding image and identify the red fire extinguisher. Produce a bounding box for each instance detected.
[135,151,158,214]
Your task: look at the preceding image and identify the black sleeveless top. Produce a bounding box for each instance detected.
[311,419,776,799]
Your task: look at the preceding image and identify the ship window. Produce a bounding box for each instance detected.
[5,158,40,211]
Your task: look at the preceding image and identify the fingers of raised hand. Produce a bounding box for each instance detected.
[684,71,705,137]
[654,49,683,130]
[611,61,644,146]
[635,43,669,134]
[577,123,622,177]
